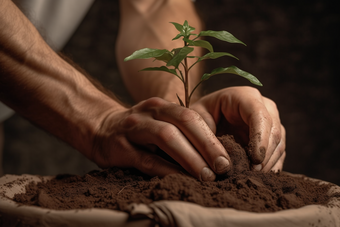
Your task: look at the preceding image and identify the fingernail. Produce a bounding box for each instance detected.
[253,164,262,171]
[214,156,230,174]
[200,167,215,181]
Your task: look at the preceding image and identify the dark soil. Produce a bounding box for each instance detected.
[3,0,340,188]
[13,135,334,213]
[3,0,340,213]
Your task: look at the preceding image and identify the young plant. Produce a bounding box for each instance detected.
[124,20,262,108]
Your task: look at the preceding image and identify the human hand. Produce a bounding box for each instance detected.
[91,97,232,181]
[191,86,286,172]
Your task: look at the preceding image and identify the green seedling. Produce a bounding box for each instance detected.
[124,20,262,108]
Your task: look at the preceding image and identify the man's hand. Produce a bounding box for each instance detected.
[92,97,233,181]
[191,86,286,172]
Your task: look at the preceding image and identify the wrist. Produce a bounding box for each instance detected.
[80,101,128,164]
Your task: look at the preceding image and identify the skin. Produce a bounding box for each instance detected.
[116,0,203,103]
[116,0,286,175]
[191,87,286,173]
[0,0,286,181]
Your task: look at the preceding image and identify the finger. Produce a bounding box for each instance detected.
[98,132,183,177]
[190,103,217,134]
[270,150,286,173]
[259,98,283,163]
[220,88,271,165]
[151,101,232,176]
[261,125,286,172]
[152,122,216,181]
[246,108,272,165]
[260,125,286,171]
[134,149,184,177]
[123,112,216,181]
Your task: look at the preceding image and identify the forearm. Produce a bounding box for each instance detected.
[116,0,203,104]
[0,0,125,159]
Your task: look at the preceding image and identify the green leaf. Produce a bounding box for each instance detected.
[171,21,196,40]
[198,52,239,62]
[185,39,214,52]
[155,52,173,63]
[183,20,195,35]
[172,33,184,41]
[188,26,196,33]
[140,66,177,76]
[170,22,184,33]
[189,52,239,71]
[201,66,262,86]
[198,30,246,46]
[183,20,189,28]
[171,48,182,55]
[140,66,182,81]
[124,48,170,61]
[167,46,194,68]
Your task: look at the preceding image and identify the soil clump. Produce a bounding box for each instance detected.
[12,135,334,213]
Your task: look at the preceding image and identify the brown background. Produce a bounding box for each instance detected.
[3,0,340,185]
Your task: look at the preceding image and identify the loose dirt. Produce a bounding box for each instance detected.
[12,135,335,213]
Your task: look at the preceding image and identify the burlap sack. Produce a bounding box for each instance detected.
[0,174,339,227]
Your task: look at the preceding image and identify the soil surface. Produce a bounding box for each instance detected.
[3,0,340,188]
[2,1,340,214]
[13,135,335,213]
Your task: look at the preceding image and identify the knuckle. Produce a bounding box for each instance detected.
[178,108,200,124]
[281,150,287,159]
[271,126,282,146]
[137,97,171,118]
[141,97,166,109]
[122,113,141,128]
[273,133,285,158]
[158,124,178,144]
[279,149,286,157]
[278,141,286,156]
[140,154,158,171]
[273,144,285,158]
[265,97,278,109]
[243,86,261,96]
[281,125,286,137]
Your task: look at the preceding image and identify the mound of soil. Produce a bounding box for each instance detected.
[12,135,336,213]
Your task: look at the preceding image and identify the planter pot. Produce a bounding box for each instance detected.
[0,173,339,227]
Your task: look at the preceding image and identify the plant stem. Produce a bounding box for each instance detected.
[189,80,203,103]
[183,40,190,108]
[184,56,189,108]
[178,69,184,82]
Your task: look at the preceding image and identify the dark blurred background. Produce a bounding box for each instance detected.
[3,0,340,185]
